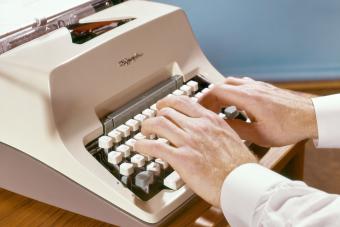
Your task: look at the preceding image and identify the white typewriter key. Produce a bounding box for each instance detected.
[224,106,239,119]
[218,113,226,119]
[125,119,140,132]
[186,80,199,92]
[201,88,210,94]
[125,139,137,151]
[108,130,122,143]
[134,114,147,123]
[194,92,204,99]
[116,125,131,138]
[108,151,123,165]
[120,163,134,176]
[150,104,158,111]
[98,136,113,149]
[155,158,169,169]
[157,138,170,145]
[191,97,198,103]
[142,108,156,118]
[172,89,185,96]
[134,132,146,141]
[164,171,184,190]
[135,171,154,193]
[116,144,131,158]
[131,154,146,168]
[208,84,215,89]
[180,85,192,96]
[147,162,161,176]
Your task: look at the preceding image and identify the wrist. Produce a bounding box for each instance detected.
[304,98,318,140]
[218,146,258,208]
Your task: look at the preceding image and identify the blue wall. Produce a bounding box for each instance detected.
[157,0,340,81]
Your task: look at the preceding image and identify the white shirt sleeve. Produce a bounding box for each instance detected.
[220,163,340,227]
[312,94,340,148]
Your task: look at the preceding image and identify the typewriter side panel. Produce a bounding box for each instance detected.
[0,142,146,226]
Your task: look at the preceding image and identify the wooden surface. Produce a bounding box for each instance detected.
[0,143,305,227]
[273,79,340,95]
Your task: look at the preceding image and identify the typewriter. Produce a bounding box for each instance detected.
[0,0,231,226]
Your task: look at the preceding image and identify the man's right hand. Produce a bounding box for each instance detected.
[199,77,318,147]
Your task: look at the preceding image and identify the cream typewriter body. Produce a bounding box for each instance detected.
[0,1,225,226]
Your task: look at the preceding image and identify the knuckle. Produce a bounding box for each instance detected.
[155,116,170,128]
[158,95,177,108]
[156,102,165,112]
[167,95,178,104]
[177,95,191,106]
[242,85,260,97]
[177,145,194,154]
[155,100,162,110]
[141,119,151,130]
[225,76,236,82]
[202,110,222,124]
[242,76,255,82]
[214,84,224,92]
[154,142,165,151]
[163,95,182,108]
[179,133,196,148]
[216,125,234,138]
[262,82,276,90]
[196,119,211,132]
[154,141,166,151]
[184,131,195,143]
[208,84,223,97]
[140,124,150,135]
[158,107,174,118]
[224,78,231,84]
[204,111,218,122]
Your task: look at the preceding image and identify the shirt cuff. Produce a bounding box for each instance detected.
[220,163,290,227]
[312,94,340,148]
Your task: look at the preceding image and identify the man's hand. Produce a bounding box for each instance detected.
[135,95,257,207]
[200,77,318,147]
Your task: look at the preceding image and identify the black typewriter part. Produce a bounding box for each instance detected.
[70,18,135,44]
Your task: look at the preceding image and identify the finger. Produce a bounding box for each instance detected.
[199,84,257,118]
[157,107,192,130]
[224,76,254,86]
[242,76,255,81]
[157,95,209,118]
[197,92,222,113]
[135,139,179,164]
[141,116,188,147]
[225,119,264,145]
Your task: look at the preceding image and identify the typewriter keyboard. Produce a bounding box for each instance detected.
[86,76,230,201]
